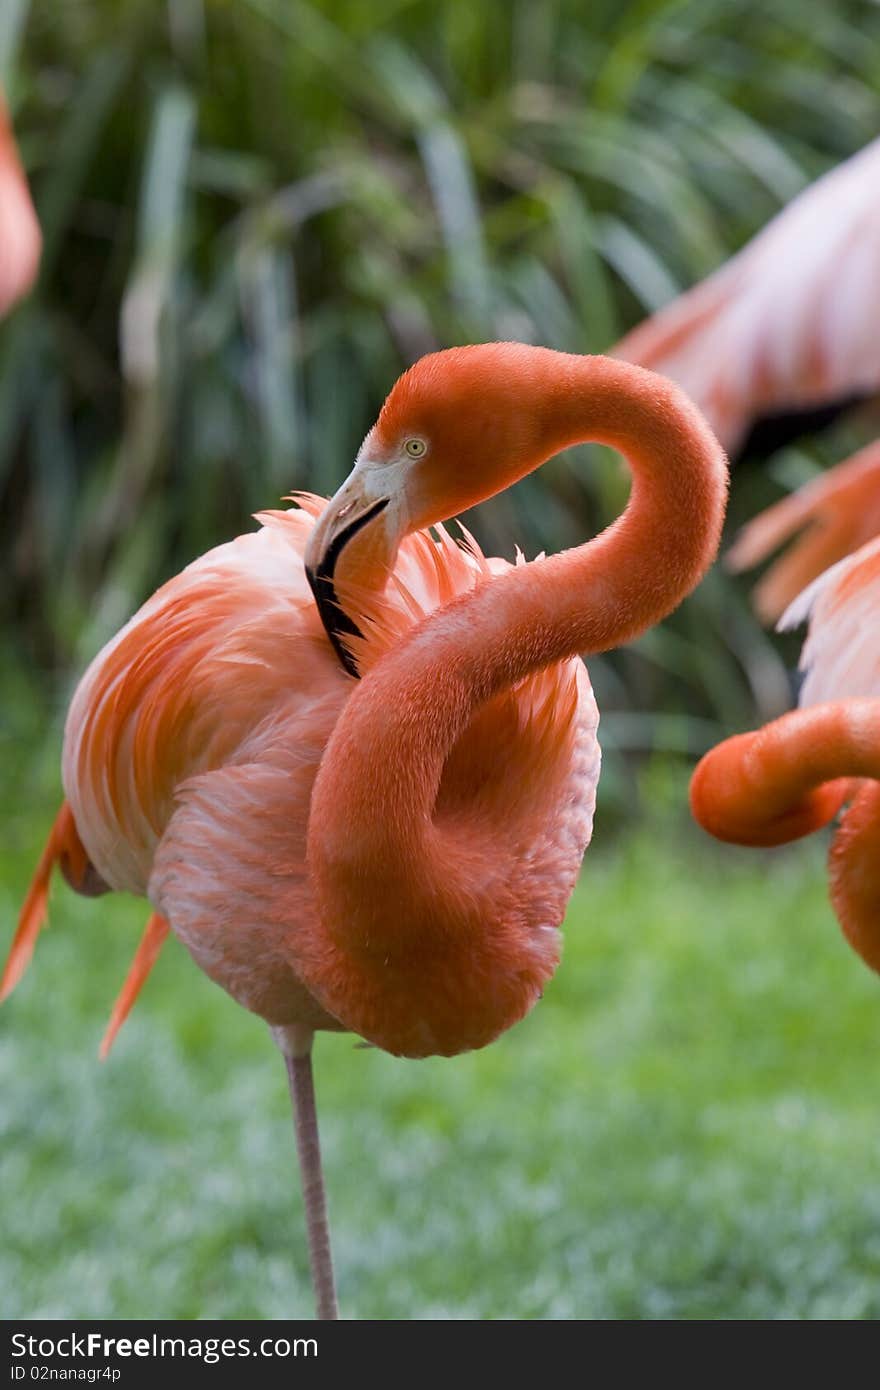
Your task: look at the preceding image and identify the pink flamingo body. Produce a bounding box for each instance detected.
[6,345,727,1317]
[58,494,599,1043]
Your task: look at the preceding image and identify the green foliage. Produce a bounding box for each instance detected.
[3,0,880,785]
[3,770,880,1318]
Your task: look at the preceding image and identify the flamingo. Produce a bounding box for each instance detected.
[613,137,880,458]
[3,344,727,1319]
[724,438,880,623]
[690,535,880,974]
[0,91,41,316]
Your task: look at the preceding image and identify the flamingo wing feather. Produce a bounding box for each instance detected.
[781,536,880,706]
[614,138,880,452]
[727,441,880,623]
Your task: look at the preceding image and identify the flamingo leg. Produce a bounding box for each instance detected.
[274,1026,339,1320]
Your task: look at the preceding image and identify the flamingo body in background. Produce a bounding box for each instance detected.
[0,93,40,316]
[5,345,727,1318]
[691,535,880,972]
[725,439,880,623]
[614,137,880,458]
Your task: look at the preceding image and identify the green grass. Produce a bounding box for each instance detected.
[3,778,880,1320]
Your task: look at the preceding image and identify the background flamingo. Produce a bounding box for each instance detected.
[0,91,40,317]
[2,343,726,1319]
[614,137,880,460]
[725,438,880,623]
[691,535,880,972]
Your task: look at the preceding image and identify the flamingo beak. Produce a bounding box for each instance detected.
[305,474,394,678]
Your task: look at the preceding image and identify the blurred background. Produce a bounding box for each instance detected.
[3,0,880,1320]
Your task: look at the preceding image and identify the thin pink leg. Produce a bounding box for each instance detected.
[280,1037,339,1320]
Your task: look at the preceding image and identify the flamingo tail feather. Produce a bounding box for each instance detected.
[1,803,86,1002]
[99,912,170,1059]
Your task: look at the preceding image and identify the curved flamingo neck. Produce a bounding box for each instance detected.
[302,355,727,1057]
[691,699,880,977]
[690,700,880,847]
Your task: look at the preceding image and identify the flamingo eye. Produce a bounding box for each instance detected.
[404,437,427,459]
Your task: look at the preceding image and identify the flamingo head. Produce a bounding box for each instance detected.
[304,343,565,671]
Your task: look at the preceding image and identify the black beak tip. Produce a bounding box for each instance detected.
[306,497,390,680]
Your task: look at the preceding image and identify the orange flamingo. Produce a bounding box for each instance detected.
[691,535,880,973]
[614,137,880,457]
[725,438,880,623]
[0,92,40,316]
[4,344,727,1318]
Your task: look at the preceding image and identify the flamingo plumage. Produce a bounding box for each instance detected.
[691,534,880,974]
[725,439,880,624]
[614,137,880,457]
[0,92,40,317]
[4,344,727,1318]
